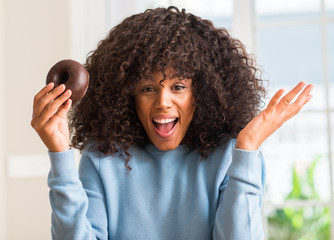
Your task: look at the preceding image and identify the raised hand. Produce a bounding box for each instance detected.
[31,83,72,152]
[236,81,314,150]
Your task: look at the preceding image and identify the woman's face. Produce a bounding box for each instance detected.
[135,69,196,151]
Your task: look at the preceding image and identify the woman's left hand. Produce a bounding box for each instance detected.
[236,81,314,150]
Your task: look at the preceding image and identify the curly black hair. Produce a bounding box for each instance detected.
[70,6,266,169]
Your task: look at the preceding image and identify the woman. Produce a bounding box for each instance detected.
[31,6,313,240]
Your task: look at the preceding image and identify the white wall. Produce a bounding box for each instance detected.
[69,0,150,63]
[1,0,112,238]
[70,0,109,63]
[3,0,72,239]
[0,0,8,238]
[232,0,256,54]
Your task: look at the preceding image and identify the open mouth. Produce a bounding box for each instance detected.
[152,118,178,137]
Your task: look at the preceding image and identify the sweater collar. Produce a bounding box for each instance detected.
[144,144,191,158]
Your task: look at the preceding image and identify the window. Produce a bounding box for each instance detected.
[256,0,334,239]
[107,0,233,29]
[150,0,233,28]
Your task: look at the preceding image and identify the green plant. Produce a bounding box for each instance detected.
[267,155,331,240]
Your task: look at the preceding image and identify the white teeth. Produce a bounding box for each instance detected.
[153,118,176,124]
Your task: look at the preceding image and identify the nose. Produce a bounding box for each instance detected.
[154,88,173,110]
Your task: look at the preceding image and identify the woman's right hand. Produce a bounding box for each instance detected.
[31,82,72,152]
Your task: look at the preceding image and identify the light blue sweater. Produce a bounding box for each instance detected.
[48,140,265,240]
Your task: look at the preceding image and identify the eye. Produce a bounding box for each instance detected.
[172,85,186,91]
[141,85,156,93]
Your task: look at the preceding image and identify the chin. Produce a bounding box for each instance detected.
[153,141,180,152]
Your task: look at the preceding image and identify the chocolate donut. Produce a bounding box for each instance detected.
[46,59,90,104]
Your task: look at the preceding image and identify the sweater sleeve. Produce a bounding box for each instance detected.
[213,148,265,240]
[47,149,108,240]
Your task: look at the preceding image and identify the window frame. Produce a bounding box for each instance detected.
[247,0,334,239]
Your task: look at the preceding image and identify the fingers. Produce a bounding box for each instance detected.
[36,89,72,127]
[44,99,72,129]
[33,84,68,119]
[279,81,307,106]
[31,84,72,130]
[292,83,314,107]
[278,82,313,110]
[274,82,313,118]
[266,81,314,119]
[267,89,285,108]
[33,82,54,110]
[56,99,72,119]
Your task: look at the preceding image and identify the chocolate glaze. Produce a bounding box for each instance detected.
[46,59,89,104]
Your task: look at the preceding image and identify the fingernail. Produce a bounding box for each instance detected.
[58,84,66,90]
